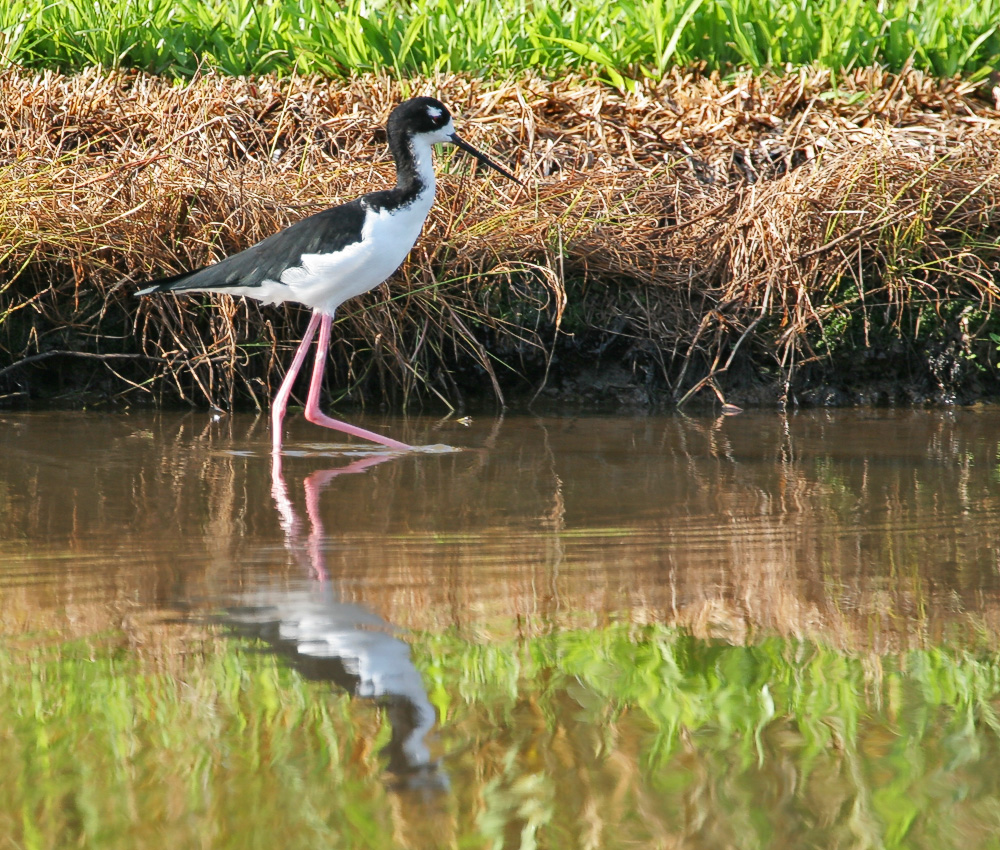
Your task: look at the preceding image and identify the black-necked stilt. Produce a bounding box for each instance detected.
[138,96,520,453]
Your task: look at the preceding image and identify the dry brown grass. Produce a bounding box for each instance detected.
[2,66,1000,409]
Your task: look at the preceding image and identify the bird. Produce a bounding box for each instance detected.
[137,96,520,454]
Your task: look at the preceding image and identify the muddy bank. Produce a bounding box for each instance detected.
[531,320,1000,410]
[1,67,999,411]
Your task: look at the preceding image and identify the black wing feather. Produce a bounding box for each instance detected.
[137,200,369,295]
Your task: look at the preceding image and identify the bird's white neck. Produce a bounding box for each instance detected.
[401,134,437,200]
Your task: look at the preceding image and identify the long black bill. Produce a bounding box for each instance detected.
[450,133,522,185]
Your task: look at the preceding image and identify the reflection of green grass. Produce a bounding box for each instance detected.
[3,624,1000,848]
[420,626,1000,848]
[1,632,393,849]
[421,625,1000,762]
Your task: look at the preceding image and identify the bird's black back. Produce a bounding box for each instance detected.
[140,198,371,293]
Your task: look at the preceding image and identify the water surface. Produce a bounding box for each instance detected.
[2,408,1000,848]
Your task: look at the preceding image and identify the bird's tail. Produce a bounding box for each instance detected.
[135,268,205,297]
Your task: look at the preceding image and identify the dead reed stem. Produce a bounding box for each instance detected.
[2,66,999,409]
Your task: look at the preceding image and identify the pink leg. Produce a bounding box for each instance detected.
[271,312,322,454]
[304,313,412,451]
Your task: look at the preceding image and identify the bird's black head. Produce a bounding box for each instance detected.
[387,97,453,140]
[386,96,521,185]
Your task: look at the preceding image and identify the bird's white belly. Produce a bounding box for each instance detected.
[261,197,432,314]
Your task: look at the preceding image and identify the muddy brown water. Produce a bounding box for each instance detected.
[2,408,1000,848]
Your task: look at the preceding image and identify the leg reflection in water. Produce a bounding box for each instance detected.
[223,450,447,791]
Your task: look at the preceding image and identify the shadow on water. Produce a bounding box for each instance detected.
[3,407,1000,847]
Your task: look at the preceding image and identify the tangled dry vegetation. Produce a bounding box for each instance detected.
[2,66,1000,411]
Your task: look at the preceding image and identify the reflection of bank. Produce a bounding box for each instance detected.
[223,450,446,791]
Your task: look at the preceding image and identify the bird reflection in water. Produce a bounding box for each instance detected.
[222,449,447,793]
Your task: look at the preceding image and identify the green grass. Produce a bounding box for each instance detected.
[2,0,998,82]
